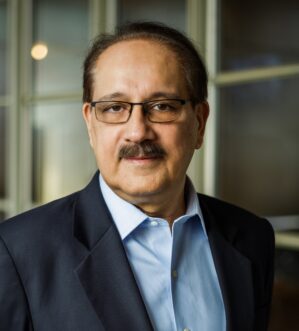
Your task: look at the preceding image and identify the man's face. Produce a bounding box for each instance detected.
[83,39,209,207]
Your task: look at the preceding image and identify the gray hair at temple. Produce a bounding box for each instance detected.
[82,21,208,105]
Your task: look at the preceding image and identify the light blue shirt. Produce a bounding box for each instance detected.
[100,175,226,331]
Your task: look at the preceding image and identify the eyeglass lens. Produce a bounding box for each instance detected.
[93,99,185,123]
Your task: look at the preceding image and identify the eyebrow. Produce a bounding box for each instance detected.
[146,92,182,100]
[95,91,182,102]
[97,92,127,101]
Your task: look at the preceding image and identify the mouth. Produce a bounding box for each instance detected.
[123,154,163,162]
[124,155,162,161]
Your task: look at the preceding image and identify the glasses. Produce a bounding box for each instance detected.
[90,99,189,124]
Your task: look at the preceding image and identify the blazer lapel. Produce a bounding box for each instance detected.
[73,173,153,331]
[199,195,255,331]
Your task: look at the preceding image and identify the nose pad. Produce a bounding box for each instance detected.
[124,106,155,143]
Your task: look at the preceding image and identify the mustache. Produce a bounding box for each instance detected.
[119,141,166,159]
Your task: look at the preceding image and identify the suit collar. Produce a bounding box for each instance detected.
[199,194,255,331]
[73,172,153,330]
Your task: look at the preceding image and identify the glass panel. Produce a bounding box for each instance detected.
[119,0,186,32]
[0,107,6,198]
[218,76,299,216]
[32,0,89,95]
[32,102,95,204]
[0,0,7,95]
[220,0,299,71]
[0,211,5,222]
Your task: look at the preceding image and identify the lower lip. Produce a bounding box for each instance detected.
[123,157,161,164]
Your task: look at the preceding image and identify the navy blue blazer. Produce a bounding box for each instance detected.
[0,172,274,331]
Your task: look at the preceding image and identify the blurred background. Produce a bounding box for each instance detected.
[0,0,298,329]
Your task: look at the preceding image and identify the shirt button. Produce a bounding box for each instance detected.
[183,328,191,331]
[172,270,178,278]
[150,220,158,226]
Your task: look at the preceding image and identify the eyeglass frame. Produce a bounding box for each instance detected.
[89,98,191,124]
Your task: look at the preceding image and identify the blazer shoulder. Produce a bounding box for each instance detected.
[0,191,79,241]
[198,193,274,236]
[198,194,275,273]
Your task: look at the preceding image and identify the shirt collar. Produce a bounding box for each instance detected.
[99,174,207,240]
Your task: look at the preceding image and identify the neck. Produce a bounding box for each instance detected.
[134,184,186,227]
[103,174,188,227]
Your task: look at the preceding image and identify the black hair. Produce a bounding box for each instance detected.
[83,21,207,104]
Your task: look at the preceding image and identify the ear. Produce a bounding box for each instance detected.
[195,101,209,149]
[82,102,94,148]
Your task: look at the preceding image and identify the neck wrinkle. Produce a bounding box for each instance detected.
[134,189,186,228]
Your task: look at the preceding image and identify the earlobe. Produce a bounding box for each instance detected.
[195,101,210,149]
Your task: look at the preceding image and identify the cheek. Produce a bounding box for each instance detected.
[161,124,197,161]
[90,126,119,164]
[179,120,199,147]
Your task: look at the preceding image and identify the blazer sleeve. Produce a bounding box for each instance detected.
[0,236,33,331]
[255,221,275,331]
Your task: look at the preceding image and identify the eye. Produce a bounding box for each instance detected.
[101,102,128,113]
[150,100,179,112]
[155,103,171,111]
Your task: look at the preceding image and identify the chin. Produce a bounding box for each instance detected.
[126,183,163,197]
[117,180,167,202]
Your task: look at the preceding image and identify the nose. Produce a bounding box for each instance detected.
[124,105,156,143]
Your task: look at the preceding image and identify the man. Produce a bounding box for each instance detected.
[0,22,274,331]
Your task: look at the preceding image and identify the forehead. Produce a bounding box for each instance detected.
[97,38,179,67]
[92,39,188,99]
